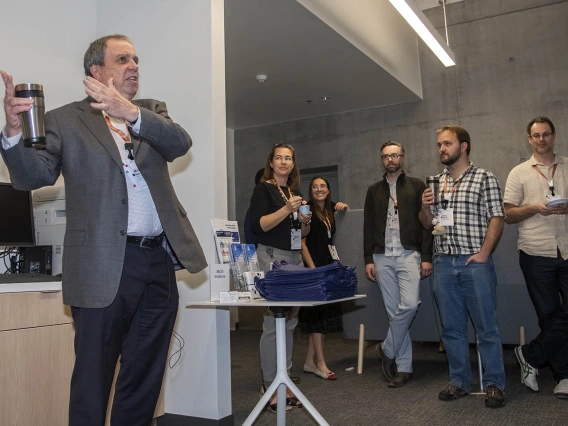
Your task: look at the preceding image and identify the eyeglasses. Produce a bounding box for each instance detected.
[381,153,404,160]
[311,185,328,190]
[530,132,554,140]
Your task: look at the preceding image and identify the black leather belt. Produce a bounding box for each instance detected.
[126,233,165,248]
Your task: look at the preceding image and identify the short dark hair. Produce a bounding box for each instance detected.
[380,141,405,156]
[526,116,555,135]
[437,125,471,155]
[84,34,132,77]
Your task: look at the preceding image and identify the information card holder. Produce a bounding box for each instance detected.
[209,264,230,301]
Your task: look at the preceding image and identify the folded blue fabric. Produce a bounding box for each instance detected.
[255,261,358,301]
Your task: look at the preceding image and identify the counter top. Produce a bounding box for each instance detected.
[0,281,62,294]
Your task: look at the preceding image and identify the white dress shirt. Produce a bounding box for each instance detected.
[2,109,163,237]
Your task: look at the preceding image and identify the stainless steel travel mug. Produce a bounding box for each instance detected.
[15,83,46,149]
[426,176,440,205]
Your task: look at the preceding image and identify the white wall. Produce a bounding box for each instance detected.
[1,0,230,420]
[0,0,97,184]
[96,0,230,419]
[0,0,96,272]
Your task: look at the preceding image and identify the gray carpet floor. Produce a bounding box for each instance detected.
[230,330,567,426]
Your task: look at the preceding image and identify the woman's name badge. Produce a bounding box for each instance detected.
[328,245,340,260]
[438,208,454,226]
[291,228,302,250]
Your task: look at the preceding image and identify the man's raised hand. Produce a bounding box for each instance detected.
[84,77,138,122]
[1,70,33,137]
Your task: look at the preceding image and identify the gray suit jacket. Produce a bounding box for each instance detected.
[1,98,207,308]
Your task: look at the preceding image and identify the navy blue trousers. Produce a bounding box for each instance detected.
[520,250,568,380]
[69,242,179,426]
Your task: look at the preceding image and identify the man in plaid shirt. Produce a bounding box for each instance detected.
[419,125,506,408]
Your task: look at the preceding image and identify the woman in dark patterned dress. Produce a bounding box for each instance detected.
[300,176,349,380]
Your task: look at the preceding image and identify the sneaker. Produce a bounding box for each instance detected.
[514,346,539,392]
[485,385,506,408]
[554,379,568,399]
[438,384,468,401]
[375,343,397,381]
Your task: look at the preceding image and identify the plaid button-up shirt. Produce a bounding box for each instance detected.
[434,162,504,255]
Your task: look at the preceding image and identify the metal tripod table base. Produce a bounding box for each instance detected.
[243,308,330,426]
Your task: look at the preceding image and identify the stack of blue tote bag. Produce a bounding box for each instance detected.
[255,261,357,301]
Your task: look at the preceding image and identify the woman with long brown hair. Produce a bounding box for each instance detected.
[249,143,312,411]
[300,176,348,380]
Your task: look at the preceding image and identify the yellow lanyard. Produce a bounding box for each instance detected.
[322,214,332,238]
[272,179,293,203]
[271,180,298,228]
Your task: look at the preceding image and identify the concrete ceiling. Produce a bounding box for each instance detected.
[416,0,464,10]
[225,0,428,130]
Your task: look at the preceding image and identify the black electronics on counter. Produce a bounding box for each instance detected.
[19,246,52,274]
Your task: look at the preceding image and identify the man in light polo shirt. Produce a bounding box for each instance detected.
[504,116,568,399]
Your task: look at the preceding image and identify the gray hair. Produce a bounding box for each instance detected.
[83,34,132,77]
[380,140,405,156]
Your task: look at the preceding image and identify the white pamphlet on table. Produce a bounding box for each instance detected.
[210,264,230,301]
[210,219,240,264]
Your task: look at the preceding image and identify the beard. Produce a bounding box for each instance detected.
[385,162,402,173]
[441,150,461,165]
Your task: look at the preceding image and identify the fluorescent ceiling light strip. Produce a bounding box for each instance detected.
[389,0,456,67]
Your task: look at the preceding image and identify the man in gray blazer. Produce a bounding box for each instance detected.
[1,34,207,426]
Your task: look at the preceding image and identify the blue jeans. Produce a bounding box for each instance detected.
[433,254,505,392]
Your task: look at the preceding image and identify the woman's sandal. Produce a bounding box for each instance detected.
[286,396,303,408]
[259,384,302,411]
[259,385,291,412]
